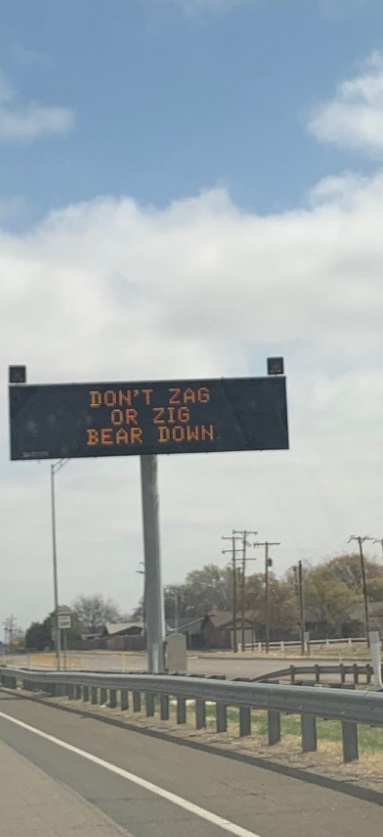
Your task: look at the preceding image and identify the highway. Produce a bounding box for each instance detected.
[0,690,381,836]
[8,652,354,679]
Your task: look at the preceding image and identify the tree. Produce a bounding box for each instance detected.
[182,564,233,617]
[321,553,383,593]
[245,572,299,638]
[366,577,383,602]
[303,561,361,636]
[25,619,52,650]
[132,565,233,623]
[71,594,122,629]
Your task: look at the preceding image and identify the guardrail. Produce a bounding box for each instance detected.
[1,667,383,764]
[253,662,377,686]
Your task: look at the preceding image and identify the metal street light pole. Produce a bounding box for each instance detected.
[51,459,69,670]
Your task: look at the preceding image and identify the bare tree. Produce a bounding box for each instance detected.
[72,594,122,629]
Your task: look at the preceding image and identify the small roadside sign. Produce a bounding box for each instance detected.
[58,614,71,630]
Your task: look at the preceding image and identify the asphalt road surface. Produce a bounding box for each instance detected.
[9,652,351,680]
[0,690,381,837]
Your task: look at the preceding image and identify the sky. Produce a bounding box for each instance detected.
[1,0,383,630]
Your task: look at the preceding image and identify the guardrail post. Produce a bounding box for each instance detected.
[340,664,346,685]
[289,666,295,684]
[268,710,281,745]
[366,664,372,685]
[91,687,98,705]
[133,691,141,712]
[75,684,81,700]
[121,690,129,711]
[160,694,169,720]
[109,689,117,709]
[83,685,89,702]
[216,703,227,733]
[195,699,206,729]
[239,707,251,737]
[314,665,320,684]
[100,687,107,705]
[67,684,75,700]
[301,714,317,752]
[342,721,359,763]
[146,693,155,717]
[177,696,187,724]
[353,664,359,685]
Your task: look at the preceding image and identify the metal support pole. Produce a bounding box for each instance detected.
[140,455,165,674]
[51,466,61,671]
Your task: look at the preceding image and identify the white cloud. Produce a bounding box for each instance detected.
[308,52,383,156]
[2,166,383,625]
[0,70,74,142]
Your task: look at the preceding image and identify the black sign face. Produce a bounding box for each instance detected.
[9,376,289,461]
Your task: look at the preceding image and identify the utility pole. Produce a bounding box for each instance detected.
[349,535,373,646]
[233,529,257,651]
[222,534,243,653]
[253,541,280,653]
[3,615,16,653]
[373,538,383,561]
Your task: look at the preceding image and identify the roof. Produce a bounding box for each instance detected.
[166,617,203,635]
[104,621,144,636]
[350,602,383,621]
[207,611,257,629]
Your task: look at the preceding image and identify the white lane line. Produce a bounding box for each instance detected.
[0,710,262,837]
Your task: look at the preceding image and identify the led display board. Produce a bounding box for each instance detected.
[9,375,288,461]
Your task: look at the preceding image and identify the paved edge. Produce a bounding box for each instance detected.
[1,687,383,809]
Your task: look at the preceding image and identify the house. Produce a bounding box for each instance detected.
[341,602,383,638]
[166,617,204,648]
[80,629,103,642]
[102,621,145,637]
[101,621,146,651]
[202,611,258,649]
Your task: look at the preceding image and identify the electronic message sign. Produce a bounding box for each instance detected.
[9,375,289,461]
